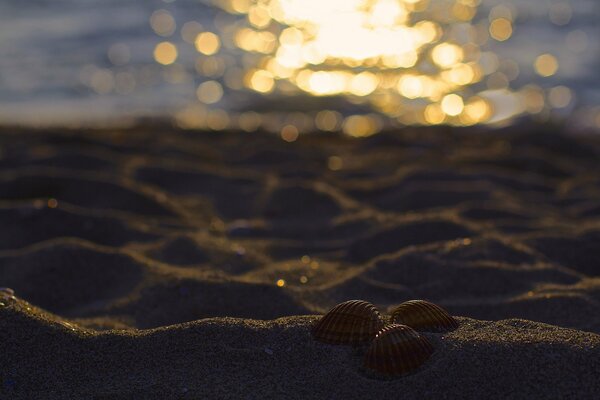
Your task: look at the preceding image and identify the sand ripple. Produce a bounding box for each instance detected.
[1,127,600,334]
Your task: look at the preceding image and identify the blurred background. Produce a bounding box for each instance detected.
[0,0,598,136]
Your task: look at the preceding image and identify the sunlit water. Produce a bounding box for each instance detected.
[0,0,598,135]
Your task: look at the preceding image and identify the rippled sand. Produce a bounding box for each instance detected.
[1,126,599,398]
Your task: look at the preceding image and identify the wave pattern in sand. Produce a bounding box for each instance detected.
[1,127,600,334]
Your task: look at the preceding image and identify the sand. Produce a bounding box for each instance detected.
[1,125,599,399]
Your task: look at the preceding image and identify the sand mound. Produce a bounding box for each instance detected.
[1,297,599,399]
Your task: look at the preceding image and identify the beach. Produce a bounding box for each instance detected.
[1,126,600,399]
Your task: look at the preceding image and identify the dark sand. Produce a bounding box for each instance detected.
[1,126,600,399]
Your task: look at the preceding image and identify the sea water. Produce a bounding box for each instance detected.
[0,0,598,131]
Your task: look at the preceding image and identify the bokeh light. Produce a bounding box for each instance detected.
[534,54,559,78]
[195,32,221,55]
[153,42,178,65]
[150,9,176,37]
[134,0,595,136]
[197,81,224,104]
[489,18,512,41]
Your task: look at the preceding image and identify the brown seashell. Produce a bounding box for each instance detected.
[364,324,433,376]
[390,300,458,332]
[312,300,384,346]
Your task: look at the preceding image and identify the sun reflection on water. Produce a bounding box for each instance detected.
[131,1,590,135]
[220,0,501,129]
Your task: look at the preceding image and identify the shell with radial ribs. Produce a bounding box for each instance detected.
[364,324,434,376]
[312,300,384,346]
[390,300,458,332]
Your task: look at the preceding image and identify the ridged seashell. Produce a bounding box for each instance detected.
[0,287,15,297]
[364,324,433,376]
[390,300,458,332]
[312,300,384,346]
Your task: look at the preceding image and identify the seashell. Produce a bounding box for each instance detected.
[390,300,458,333]
[0,287,15,298]
[364,324,433,376]
[312,300,384,346]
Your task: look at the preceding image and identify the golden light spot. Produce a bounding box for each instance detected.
[548,86,572,108]
[424,103,445,124]
[275,45,306,69]
[534,54,558,77]
[301,43,325,65]
[315,110,341,131]
[195,32,221,55]
[370,0,406,26]
[47,198,58,208]
[398,75,424,99]
[306,71,330,94]
[328,156,343,171]
[445,64,476,85]
[452,3,477,21]
[343,115,379,137]
[415,20,440,44]
[150,9,176,37]
[235,28,276,54]
[238,112,262,132]
[153,42,178,65]
[299,276,308,284]
[310,260,320,269]
[206,109,230,130]
[463,97,492,123]
[301,255,310,264]
[281,125,299,142]
[248,5,271,28]
[349,72,378,96]
[489,18,512,42]
[276,279,286,287]
[196,81,224,104]
[381,52,418,69]
[265,60,293,80]
[431,43,463,68]
[248,69,275,93]
[305,71,348,96]
[279,27,304,46]
[230,0,252,14]
[441,94,464,116]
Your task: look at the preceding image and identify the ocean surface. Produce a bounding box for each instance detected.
[0,0,598,132]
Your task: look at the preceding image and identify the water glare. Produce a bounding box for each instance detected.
[0,0,597,130]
